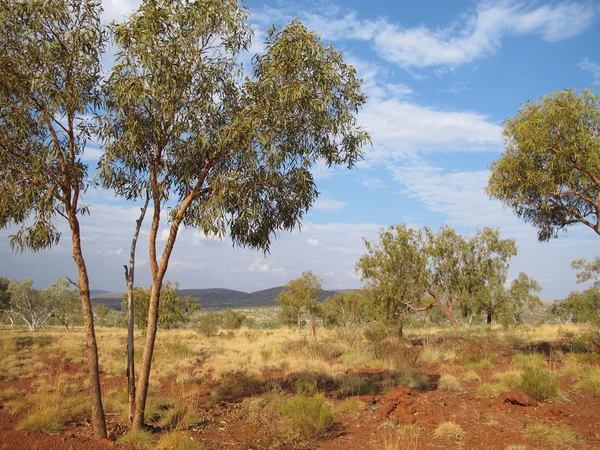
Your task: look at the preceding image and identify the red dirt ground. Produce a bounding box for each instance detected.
[1,344,600,449]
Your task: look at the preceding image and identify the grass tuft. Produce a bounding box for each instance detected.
[433,421,465,441]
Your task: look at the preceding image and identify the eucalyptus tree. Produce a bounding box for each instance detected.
[572,256,600,288]
[487,89,600,241]
[0,0,107,437]
[4,279,55,331]
[357,224,517,330]
[45,277,81,331]
[472,271,541,326]
[356,224,434,337]
[98,0,369,428]
[424,226,516,328]
[276,271,323,338]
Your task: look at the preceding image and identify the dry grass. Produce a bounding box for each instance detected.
[433,421,465,441]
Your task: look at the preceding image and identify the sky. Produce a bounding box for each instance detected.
[1,0,599,299]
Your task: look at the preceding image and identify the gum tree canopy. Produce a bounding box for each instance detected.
[98,0,369,429]
[487,89,600,241]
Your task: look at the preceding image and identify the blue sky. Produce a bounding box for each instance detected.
[1,0,599,299]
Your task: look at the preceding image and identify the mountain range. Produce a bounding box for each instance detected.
[91,286,344,311]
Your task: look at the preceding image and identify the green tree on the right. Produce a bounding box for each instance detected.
[486,89,599,240]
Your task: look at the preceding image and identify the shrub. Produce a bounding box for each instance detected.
[279,394,334,438]
[438,374,461,392]
[339,374,377,397]
[211,371,261,403]
[334,397,366,415]
[196,313,222,337]
[519,366,560,401]
[155,431,205,450]
[392,368,430,390]
[433,421,465,441]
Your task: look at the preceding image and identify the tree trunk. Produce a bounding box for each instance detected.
[398,320,404,338]
[132,280,163,429]
[427,290,460,329]
[126,194,149,427]
[486,312,492,327]
[69,214,107,438]
[297,312,301,333]
[310,313,316,340]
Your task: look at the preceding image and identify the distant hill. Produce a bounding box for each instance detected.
[90,289,110,296]
[91,286,343,311]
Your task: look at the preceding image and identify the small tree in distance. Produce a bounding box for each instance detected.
[487,89,600,241]
[276,271,323,339]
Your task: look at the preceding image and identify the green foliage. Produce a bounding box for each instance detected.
[5,279,55,331]
[196,312,222,337]
[357,224,517,329]
[122,282,199,330]
[118,429,155,450]
[44,278,81,331]
[94,304,111,327]
[519,365,560,401]
[0,0,105,251]
[487,89,600,241]
[275,271,322,336]
[552,287,600,324]
[210,371,261,403]
[338,374,378,397]
[221,309,246,330]
[279,394,334,438]
[321,290,373,328]
[572,257,600,288]
[0,277,10,310]
[17,407,63,433]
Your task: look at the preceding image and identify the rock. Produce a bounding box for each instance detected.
[359,395,376,405]
[500,389,538,407]
[550,405,571,417]
[377,401,396,417]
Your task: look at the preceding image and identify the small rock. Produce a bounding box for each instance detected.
[500,389,538,407]
[550,405,571,417]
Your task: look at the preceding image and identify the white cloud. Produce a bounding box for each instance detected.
[361,178,386,189]
[258,2,598,70]
[313,198,347,212]
[580,57,600,85]
[307,238,320,247]
[101,0,141,23]
[272,267,287,276]
[359,99,502,162]
[247,258,270,272]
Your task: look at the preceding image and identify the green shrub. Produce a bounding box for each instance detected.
[211,371,261,403]
[338,374,377,397]
[392,368,430,390]
[279,394,334,438]
[519,366,560,401]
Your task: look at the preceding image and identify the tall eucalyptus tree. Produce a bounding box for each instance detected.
[98,0,369,428]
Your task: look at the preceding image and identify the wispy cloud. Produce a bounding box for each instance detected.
[313,198,347,212]
[579,57,600,85]
[256,1,598,70]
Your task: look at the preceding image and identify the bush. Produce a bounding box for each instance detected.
[525,424,582,446]
[221,309,246,330]
[211,371,261,403]
[196,312,222,337]
[338,374,377,397]
[438,374,461,392]
[279,394,334,438]
[519,366,560,401]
